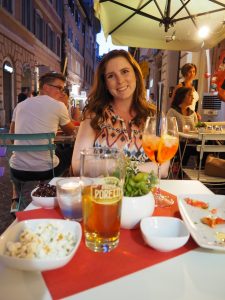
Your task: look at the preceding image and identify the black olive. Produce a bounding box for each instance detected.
[33,183,56,197]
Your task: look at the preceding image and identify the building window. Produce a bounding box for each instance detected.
[35,12,44,42]
[68,26,73,43]
[56,36,61,57]
[74,38,79,52]
[45,23,48,46]
[75,9,80,29]
[85,65,88,81]
[49,28,55,51]
[75,61,80,75]
[21,0,32,31]
[89,66,92,84]
[68,0,74,15]
[2,0,13,13]
[56,0,63,18]
[46,24,55,52]
[82,23,85,35]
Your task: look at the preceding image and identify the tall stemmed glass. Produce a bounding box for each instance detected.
[142,116,179,207]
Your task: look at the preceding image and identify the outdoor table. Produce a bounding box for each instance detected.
[54,126,79,145]
[177,130,225,179]
[1,180,224,300]
[54,134,75,145]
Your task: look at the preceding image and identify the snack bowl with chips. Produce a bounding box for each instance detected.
[0,219,82,271]
[140,216,190,252]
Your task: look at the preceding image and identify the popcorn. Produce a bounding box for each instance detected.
[5,223,76,259]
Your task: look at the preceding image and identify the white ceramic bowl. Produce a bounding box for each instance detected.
[140,216,190,252]
[31,187,57,209]
[121,192,155,229]
[0,219,82,271]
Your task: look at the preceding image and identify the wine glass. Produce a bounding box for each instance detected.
[142,116,179,207]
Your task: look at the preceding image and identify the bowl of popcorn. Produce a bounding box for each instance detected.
[31,183,58,209]
[0,219,82,271]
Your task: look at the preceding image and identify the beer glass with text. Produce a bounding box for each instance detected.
[80,148,125,253]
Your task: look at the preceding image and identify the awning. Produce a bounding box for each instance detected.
[94,0,225,51]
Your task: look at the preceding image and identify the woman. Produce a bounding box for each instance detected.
[167,86,198,131]
[72,50,170,177]
[172,63,200,119]
[167,86,198,167]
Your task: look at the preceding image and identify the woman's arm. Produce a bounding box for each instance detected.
[71,118,96,176]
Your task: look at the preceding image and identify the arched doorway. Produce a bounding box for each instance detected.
[3,61,14,128]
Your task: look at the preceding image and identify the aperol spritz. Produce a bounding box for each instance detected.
[142,117,179,207]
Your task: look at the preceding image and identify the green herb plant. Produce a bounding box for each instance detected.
[124,159,158,197]
[195,121,206,128]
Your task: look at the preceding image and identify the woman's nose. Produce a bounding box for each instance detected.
[116,74,123,83]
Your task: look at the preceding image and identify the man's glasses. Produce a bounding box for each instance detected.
[47,84,67,93]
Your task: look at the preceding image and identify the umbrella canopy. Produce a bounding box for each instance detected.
[94,0,225,51]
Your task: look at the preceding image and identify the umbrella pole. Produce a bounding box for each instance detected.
[156,81,163,136]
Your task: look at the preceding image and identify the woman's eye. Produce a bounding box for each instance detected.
[106,74,114,79]
[122,69,129,74]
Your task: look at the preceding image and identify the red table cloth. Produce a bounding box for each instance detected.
[16,190,197,299]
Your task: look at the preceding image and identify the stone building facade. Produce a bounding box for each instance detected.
[0,0,100,127]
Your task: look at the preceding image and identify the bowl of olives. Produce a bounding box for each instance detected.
[31,183,58,209]
[121,161,157,230]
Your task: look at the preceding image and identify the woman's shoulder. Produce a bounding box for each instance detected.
[82,108,96,120]
[167,107,180,114]
[175,82,183,89]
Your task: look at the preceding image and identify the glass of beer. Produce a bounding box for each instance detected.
[80,147,125,253]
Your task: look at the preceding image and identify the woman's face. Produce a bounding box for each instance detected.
[184,90,194,106]
[104,56,137,102]
[185,67,196,80]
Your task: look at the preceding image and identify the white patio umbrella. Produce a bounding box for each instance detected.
[94,0,225,51]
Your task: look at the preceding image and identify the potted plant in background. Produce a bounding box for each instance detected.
[195,121,207,132]
[121,159,158,229]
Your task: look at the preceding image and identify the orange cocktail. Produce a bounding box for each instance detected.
[142,134,178,164]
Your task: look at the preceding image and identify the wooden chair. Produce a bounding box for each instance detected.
[183,132,225,185]
[0,132,56,211]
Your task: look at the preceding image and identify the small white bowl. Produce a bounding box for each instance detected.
[0,219,82,271]
[31,187,57,209]
[140,217,190,252]
[121,192,155,229]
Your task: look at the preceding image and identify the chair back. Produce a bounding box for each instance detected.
[0,132,56,177]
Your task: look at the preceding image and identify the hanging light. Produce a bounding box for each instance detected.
[198,26,210,38]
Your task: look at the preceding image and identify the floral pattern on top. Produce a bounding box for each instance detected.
[94,105,149,162]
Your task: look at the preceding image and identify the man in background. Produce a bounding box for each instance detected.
[9,72,75,212]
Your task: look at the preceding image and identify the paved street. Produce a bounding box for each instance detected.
[0,155,15,234]
[0,155,37,235]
